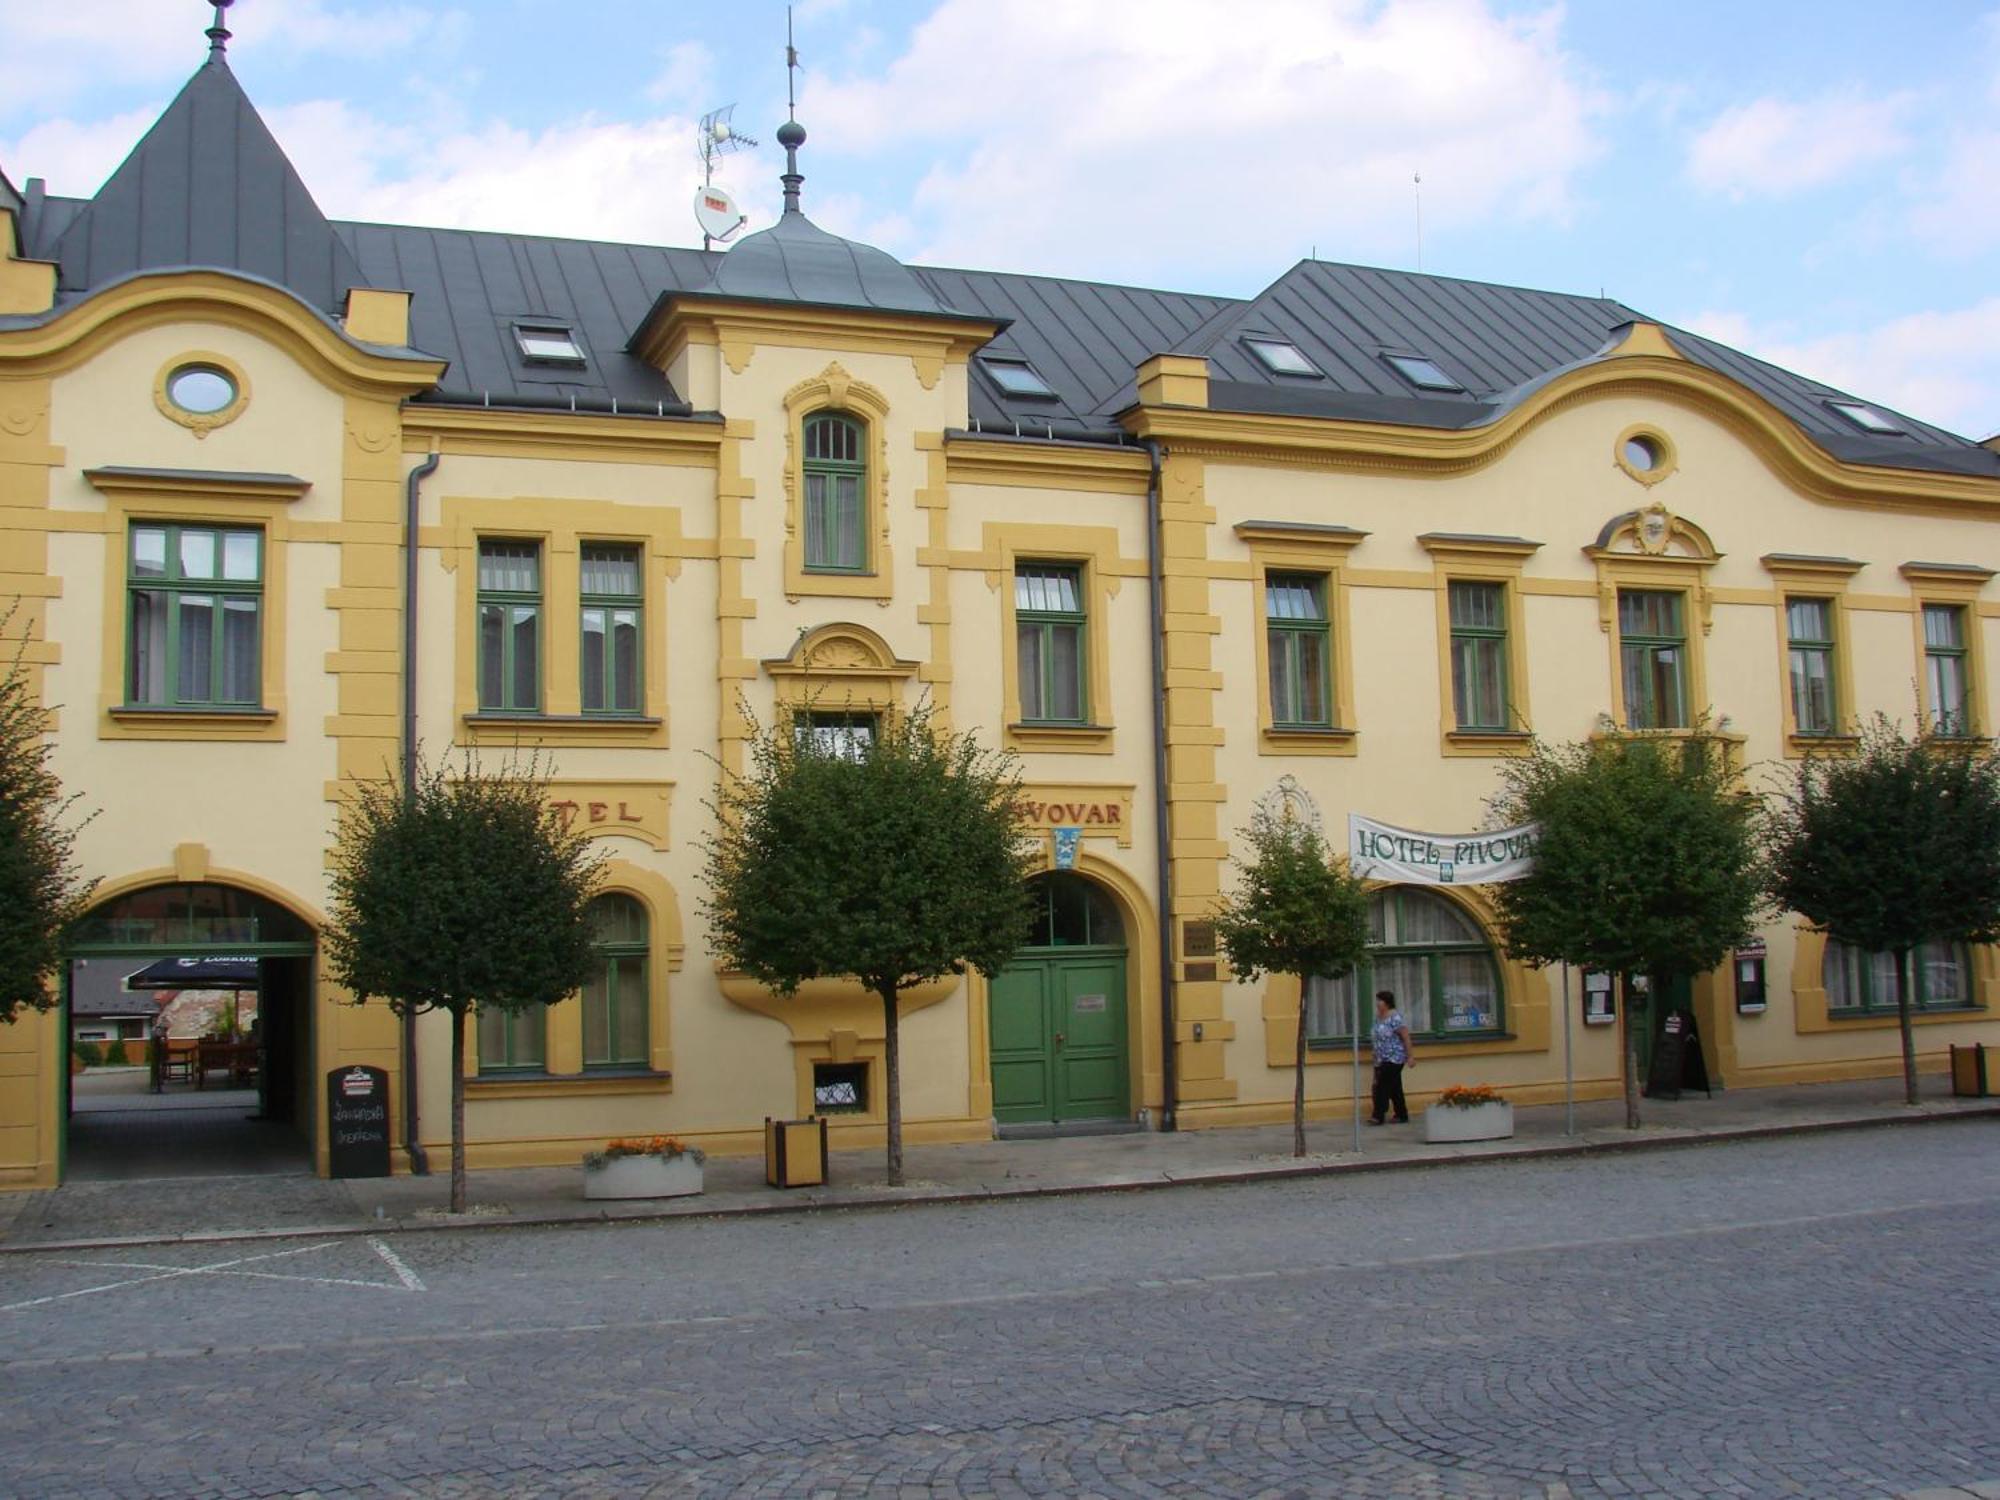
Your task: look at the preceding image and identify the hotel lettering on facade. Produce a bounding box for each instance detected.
[2,39,1997,1187]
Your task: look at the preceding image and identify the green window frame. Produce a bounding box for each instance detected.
[477,539,542,713]
[1266,572,1332,727]
[802,411,867,572]
[1786,597,1838,736]
[126,523,263,708]
[579,543,642,715]
[1618,589,1688,729]
[1016,563,1087,724]
[1019,872,1125,948]
[1923,604,1973,737]
[1306,888,1504,1043]
[1448,580,1509,731]
[582,893,649,1069]
[1824,938,1974,1014]
[476,1005,545,1073]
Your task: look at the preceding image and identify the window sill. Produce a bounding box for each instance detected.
[1262,725,1357,757]
[104,704,281,741]
[1783,731,1860,757]
[462,712,665,746]
[1308,1032,1515,1053]
[111,705,276,721]
[1826,1004,1983,1021]
[1443,729,1533,757]
[468,1068,672,1099]
[1008,721,1114,754]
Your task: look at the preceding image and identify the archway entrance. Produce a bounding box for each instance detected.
[61,883,316,1181]
[989,873,1131,1128]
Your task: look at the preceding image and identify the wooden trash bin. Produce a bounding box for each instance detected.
[1950,1043,1990,1098]
[765,1116,828,1189]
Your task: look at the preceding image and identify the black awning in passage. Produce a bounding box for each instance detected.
[124,956,260,991]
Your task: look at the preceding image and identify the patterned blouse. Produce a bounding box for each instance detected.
[1371,1010,1410,1065]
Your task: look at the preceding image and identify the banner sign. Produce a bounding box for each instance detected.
[1348,814,1539,886]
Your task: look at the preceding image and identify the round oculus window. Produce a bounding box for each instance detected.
[165,365,238,415]
[1622,433,1664,472]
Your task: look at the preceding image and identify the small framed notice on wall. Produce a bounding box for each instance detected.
[1582,971,1616,1026]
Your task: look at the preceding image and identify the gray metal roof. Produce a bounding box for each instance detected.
[47,55,365,313]
[13,55,1995,477]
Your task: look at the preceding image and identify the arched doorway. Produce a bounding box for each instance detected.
[62,882,316,1180]
[989,873,1130,1127]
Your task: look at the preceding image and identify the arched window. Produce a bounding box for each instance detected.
[583,893,650,1067]
[1020,874,1124,948]
[1823,938,1970,1013]
[802,411,866,573]
[1306,887,1502,1041]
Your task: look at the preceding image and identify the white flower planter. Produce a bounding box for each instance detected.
[582,1153,704,1201]
[1423,1100,1514,1144]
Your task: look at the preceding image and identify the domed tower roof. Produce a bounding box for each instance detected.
[705,206,953,317]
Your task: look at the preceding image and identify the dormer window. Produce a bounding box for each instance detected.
[1383,353,1463,393]
[1827,400,1903,435]
[981,357,1056,399]
[1244,338,1322,377]
[515,324,586,365]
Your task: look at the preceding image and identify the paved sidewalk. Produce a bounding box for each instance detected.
[3,1073,1993,1252]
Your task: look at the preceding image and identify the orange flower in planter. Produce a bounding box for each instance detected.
[1435,1084,1507,1110]
[585,1134,706,1169]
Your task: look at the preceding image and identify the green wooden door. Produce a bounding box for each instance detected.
[1636,972,1692,1073]
[990,951,1129,1124]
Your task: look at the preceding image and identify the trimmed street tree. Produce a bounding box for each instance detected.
[1767,715,2000,1104]
[1487,729,1764,1128]
[0,620,95,1022]
[701,701,1038,1186]
[326,753,601,1212]
[1213,808,1370,1157]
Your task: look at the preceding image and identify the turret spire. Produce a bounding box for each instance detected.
[779,6,806,215]
[206,0,233,59]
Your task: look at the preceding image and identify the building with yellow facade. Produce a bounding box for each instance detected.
[2,29,1996,1189]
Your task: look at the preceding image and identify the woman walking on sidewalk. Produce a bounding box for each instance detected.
[1368,991,1415,1124]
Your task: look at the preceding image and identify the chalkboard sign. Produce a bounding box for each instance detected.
[1644,1011,1712,1101]
[327,1065,391,1178]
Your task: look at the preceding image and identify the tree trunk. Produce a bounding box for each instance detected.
[880,983,904,1187]
[1621,972,1641,1130]
[1894,946,1919,1106]
[450,1004,467,1214]
[1293,978,1308,1158]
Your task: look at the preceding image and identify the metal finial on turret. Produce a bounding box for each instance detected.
[206,0,234,58]
[780,6,805,214]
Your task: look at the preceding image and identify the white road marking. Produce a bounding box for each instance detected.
[370,1237,425,1292]
[2,1238,424,1312]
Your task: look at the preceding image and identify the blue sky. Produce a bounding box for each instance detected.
[4,1,1996,439]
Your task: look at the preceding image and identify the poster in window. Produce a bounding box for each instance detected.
[1582,971,1615,1026]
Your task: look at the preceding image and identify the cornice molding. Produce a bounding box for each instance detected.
[1124,355,2000,513]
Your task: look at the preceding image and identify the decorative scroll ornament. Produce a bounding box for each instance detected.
[1253,774,1324,839]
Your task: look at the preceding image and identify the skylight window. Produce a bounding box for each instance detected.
[982,357,1056,398]
[515,325,586,364]
[1383,353,1464,393]
[1827,400,1903,435]
[1244,338,1322,377]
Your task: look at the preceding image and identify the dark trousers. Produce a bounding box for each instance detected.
[1371,1062,1409,1123]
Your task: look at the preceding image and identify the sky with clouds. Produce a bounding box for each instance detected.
[4,0,1996,440]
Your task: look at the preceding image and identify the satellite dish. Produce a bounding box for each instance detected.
[694,185,746,243]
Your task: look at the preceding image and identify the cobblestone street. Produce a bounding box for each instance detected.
[2,1124,1995,1498]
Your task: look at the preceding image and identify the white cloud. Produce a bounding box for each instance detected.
[798,0,1603,282]
[1685,90,1912,200]
[1,108,161,199]
[1683,302,2000,442]
[1905,129,2000,259]
[648,41,715,110]
[262,99,768,248]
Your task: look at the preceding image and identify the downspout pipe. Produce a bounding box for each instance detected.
[1142,437,1178,1131]
[399,447,440,1176]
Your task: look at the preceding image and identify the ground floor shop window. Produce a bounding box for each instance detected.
[1306,887,1503,1041]
[1824,939,1972,1013]
[477,1005,544,1072]
[582,893,649,1068]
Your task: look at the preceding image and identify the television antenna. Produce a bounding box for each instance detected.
[696,104,756,250]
